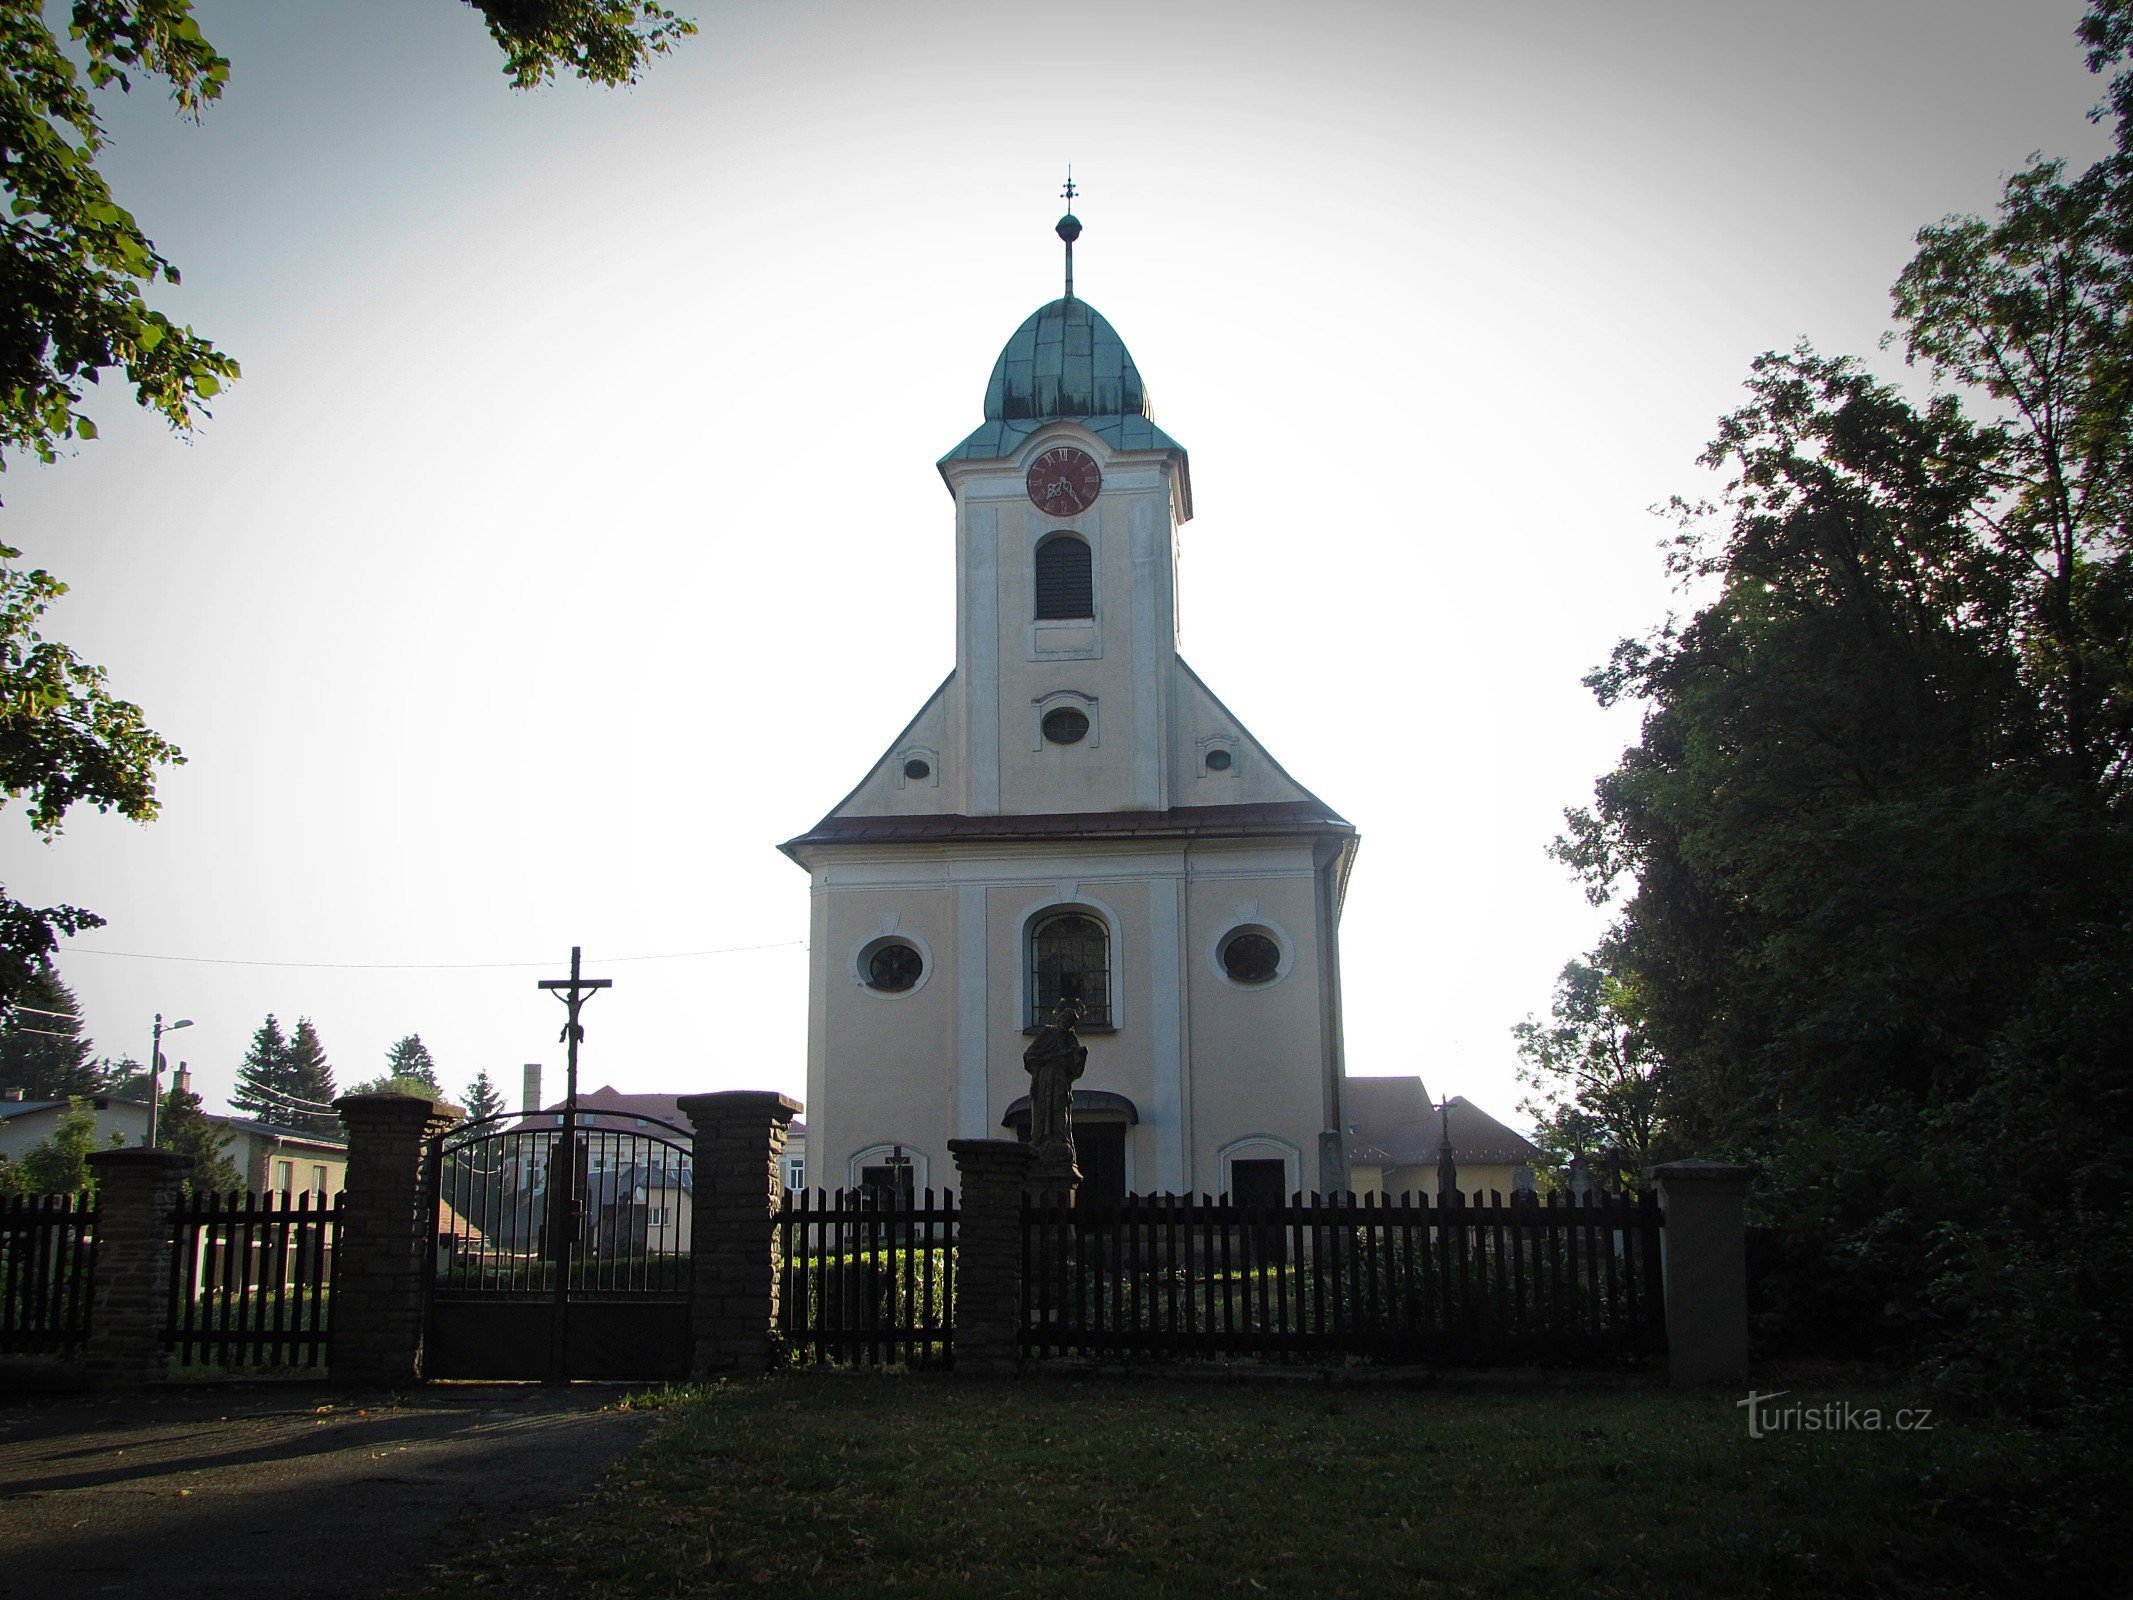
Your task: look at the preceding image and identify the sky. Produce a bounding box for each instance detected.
[4,1,2115,1132]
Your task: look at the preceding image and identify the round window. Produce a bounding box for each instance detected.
[1221,931,1281,985]
[903,757,932,781]
[866,941,924,992]
[1041,707,1090,745]
[1205,748,1233,772]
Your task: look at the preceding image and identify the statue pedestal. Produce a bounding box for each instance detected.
[1029,1145,1082,1209]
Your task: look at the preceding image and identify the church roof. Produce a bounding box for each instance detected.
[939,296,1189,469]
[781,799,1353,860]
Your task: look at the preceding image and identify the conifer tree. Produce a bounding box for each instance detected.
[157,1084,243,1195]
[463,1068,505,1126]
[0,964,100,1098]
[230,1014,291,1123]
[383,1034,441,1097]
[282,1018,339,1135]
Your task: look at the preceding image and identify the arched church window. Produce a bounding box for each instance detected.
[1034,533,1093,620]
[1030,912,1111,1027]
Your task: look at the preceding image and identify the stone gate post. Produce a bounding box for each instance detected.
[948,1139,1035,1376]
[678,1090,802,1375]
[332,1093,459,1387]
[83,1148,192,1386]
[1650,1159,1753,1386]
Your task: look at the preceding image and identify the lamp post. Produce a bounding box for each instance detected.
[145,1013,193,1148]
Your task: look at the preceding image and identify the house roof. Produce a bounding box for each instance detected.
[782,799,1354,860]
[0,1094,148,1123]
[1343,1076,1541,1167]
[208,1114,347,1152]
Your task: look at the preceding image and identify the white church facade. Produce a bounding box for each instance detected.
[782,213,1358,1207]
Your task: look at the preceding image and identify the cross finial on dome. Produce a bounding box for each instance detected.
[1056,167,1082,300]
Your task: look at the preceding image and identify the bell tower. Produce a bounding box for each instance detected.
[936,205,1193,818]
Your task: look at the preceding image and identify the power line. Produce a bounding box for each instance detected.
[58,939,807,973]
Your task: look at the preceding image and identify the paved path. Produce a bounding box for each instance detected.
[0,1383,653,1599]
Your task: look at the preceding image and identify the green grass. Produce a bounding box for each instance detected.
[405,1371,2121,1599]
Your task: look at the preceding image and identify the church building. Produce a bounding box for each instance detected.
[781,208,1359,1207]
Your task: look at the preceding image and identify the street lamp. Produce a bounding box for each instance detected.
[145,1013,193,1148]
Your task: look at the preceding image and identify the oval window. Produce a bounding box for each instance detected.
[1221,931,1281,985]
[866,942,924,992]
[1042,707,1090,745]
[1205,748,1233,771]
[903,757,932,780]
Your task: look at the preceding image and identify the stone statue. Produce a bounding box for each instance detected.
[1022,997,1087,1162]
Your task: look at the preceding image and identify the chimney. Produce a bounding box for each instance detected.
[522,1063,543,1115]
[174,1061,192,1098]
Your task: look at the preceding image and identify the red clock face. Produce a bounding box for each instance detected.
[1026,447,1102,515]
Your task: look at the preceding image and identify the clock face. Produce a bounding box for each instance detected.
[1026,447,1102,515]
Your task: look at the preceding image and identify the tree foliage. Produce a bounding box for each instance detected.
[383,1033,441,1096]
[0,1,692,995]
[469,0,696,89]
[14,1097,122,1195]
[0,961,99,1096]
[156,1081,241,1194]
[463,1067,504,1125]
[0,548,183,1009]
[1536,7,2133,1412]
[1513,958,1665,1188]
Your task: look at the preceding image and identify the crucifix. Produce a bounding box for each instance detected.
[538,944,611,1113]
[535,946,611,1338]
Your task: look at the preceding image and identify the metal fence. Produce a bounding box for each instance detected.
[779,1187,957,1367]
[165,1190,340,1370]
[0,1194,96,1354]
[1022,1189,1665,1365]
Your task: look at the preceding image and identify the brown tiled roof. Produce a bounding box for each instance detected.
[782,800,1355,859]
[1343,1076,1540,1167]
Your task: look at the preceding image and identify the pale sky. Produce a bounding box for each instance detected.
[4,1,2112,1133]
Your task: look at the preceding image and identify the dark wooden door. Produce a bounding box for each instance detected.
[1230,1157,1288,1265]
[1076,1123,1126,1207]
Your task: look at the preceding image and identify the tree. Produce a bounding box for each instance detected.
[156,1082,241,1195]
[0,549,183,1010]
[383,1034,441,1097]
[463,1068,505,1126]
[18,1098,121,1196]
[229,1014,291,1122]
[1547,11,2133,1401]
[282,1017,338,1135]
[1512,957,1666,1189]
[0,962,101,1097]
[0,2,694,997]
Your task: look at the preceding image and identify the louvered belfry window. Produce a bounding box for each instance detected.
[1031,912,1111,1026]
[1034,534,1094,620]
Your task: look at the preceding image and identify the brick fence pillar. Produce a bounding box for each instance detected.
[332,1093,460,1386]
[948,1139,1035,1376]
[678,1090,802,1376]
[1650,1159,1753,1386]
[83,1149,192,1387]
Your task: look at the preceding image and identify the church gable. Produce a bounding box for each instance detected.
[1170,658,1325,810]
[827,673,955,820]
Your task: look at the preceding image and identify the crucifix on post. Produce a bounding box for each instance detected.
[534,945,611,1382]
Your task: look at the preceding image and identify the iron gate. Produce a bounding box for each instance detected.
[425,1108,693,1381]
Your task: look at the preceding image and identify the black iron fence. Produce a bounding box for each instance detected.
[0,1194,96,1354]
[1022,1189,1664,1365]
[165,1190,340,1370]
[779,1187,957,1367]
